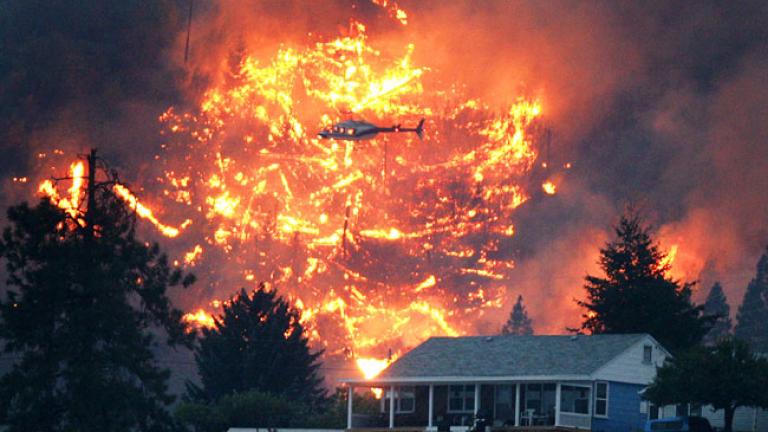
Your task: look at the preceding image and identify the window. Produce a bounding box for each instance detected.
[649,403,660,420]
[560,385,591,415]
[689,403,702,417]
[448,385,475,413]
[383,387,416,413]
[643,345,653,364]
[594,382,608,417]
[494,385,516,423]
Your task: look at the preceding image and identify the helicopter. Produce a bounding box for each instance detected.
[318,118,424,141]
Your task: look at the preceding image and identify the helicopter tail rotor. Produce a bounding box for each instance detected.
[415,118,425,141]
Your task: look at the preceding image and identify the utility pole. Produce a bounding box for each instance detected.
[184,0,194,62]
[85,148,98,239]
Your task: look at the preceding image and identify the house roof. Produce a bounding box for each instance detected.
[345,334,650,384]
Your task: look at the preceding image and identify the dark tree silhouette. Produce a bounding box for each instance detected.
[189,284,325,405]
[735,249,768,352]
[645,337,768,432]
[501,295,534,335]
[702,282,732,346]
[576,213,710,352]
[0,152,195,432]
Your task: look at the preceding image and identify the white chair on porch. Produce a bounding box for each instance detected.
[522,409,535,426]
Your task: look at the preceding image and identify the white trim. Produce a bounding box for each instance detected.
[389,386,395,429]
[340,374,591,385]
[593,381,609,418]
[474,384,480,415]
[555,383,562,426]
[347,385,353,429]
[514,384,521,427]
[428,384,434,428]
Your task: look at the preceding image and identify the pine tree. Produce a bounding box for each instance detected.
[735,249,768,352]
[0,151,195,431]
[702,282,732,346]
[189,284,325,405]
[501,295,534,335]
[576,213,710,352]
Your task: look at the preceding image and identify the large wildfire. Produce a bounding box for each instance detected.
[33,5,573,384]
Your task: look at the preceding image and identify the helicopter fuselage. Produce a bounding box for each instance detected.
[318,119,424,141]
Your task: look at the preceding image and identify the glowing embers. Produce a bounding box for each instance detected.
[542,181,557,195]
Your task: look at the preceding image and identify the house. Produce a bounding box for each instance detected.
[340,334,670,432]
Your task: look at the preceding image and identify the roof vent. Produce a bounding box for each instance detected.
[570,335,578,341]
[485,336,493,342]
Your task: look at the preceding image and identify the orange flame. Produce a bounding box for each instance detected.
[356,357,392,380]
[182,308,216,330]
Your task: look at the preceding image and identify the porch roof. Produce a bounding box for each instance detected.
[342,334,647,385]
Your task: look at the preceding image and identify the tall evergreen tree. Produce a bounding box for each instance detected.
[501,295,534,335]
[702,282,732,346]
[735,249,768,352]
[0,152,195,431]
[576,213,710,352]
[189,284,325,405]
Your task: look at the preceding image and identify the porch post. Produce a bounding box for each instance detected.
[514,383,520,426]
[474,384,480,415]
[428,384,434,428]
[347,385,353,430]
[555,383,562,427]
[389,385,396,429]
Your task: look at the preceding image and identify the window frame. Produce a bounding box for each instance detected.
[396,386,416,414]
[447,384,476,413]
[559,384,592,416]
[594,381,609,418]
[382,387,416,414]
[643,345,653,364]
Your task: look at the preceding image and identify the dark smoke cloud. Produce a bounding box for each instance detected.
[0,0,186,206]
[403,0,768,327]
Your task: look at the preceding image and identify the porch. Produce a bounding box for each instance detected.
[345,382,594,431]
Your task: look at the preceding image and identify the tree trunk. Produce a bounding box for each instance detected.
[724,406,735,432]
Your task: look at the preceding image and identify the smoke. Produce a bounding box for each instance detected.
[396,0,768,318]
[2,0,767,355]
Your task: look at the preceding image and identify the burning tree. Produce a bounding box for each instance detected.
[0,151,195,431]
[576,213,710,352]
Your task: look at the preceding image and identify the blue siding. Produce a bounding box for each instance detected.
[591,382,646,432]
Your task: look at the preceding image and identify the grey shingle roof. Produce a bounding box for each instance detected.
[370,334,647,381]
